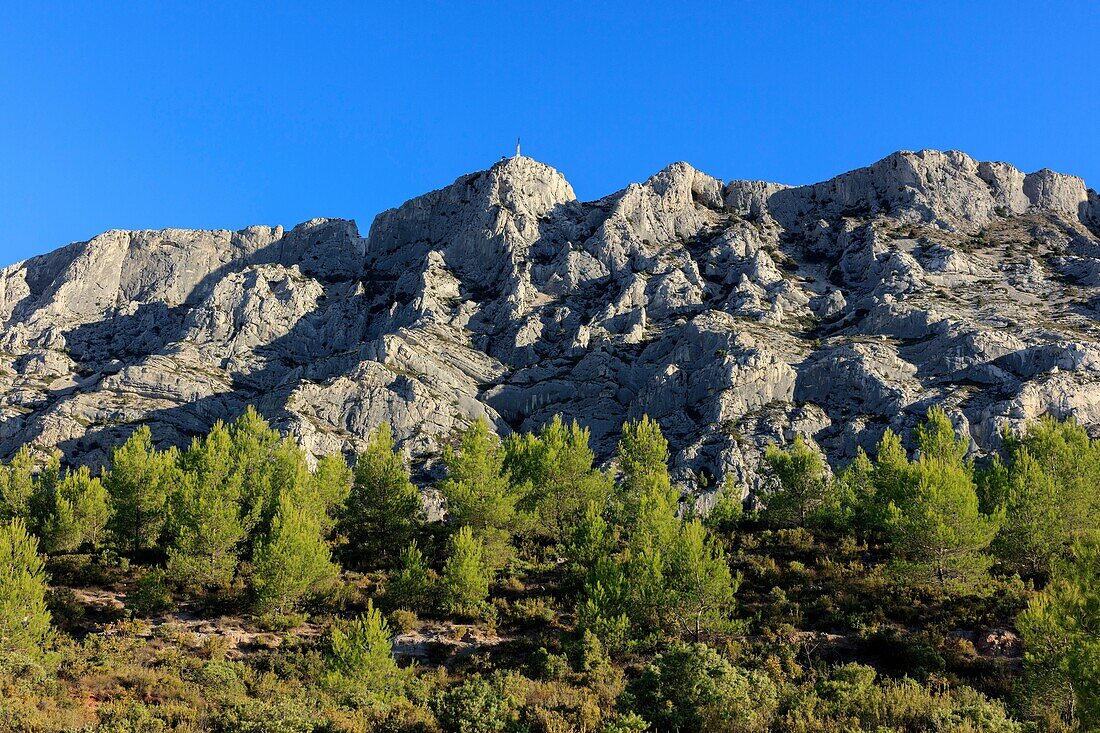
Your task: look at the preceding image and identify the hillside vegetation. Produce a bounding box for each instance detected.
[2,408,1099,731]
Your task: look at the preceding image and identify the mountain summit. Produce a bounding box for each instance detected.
[2,150,1099,497]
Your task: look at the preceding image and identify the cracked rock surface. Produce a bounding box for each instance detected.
[2,150,1099,501]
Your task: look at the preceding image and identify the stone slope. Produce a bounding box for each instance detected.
[2,150,1099,500]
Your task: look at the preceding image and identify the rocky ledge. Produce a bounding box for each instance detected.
[2,150,1099,501]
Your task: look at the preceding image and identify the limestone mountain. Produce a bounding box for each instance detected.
[2,150,1099,499]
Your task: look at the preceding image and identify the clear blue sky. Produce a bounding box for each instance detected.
[1,2,1097,266]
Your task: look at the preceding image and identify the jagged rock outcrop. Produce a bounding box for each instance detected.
[2,149,1099,503]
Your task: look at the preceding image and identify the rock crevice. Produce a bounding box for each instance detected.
[1,149,1098,499]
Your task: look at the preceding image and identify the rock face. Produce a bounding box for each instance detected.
[2,150,1100,501]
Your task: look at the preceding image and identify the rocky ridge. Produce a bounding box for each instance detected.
[2,149,1099,501]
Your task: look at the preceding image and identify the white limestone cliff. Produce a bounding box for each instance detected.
[1,149,1098,503]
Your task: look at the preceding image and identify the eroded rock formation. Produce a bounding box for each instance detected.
[2,150,1099,501]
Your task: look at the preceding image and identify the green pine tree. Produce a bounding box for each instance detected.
[576,562,632,651]
[569,501,633,648]
[262,437,317,526]
[1010,417,1100,525]
[914,406,969,463]
[566,501,617,572]
[0,518,51,655]
[227,407,316,549]
[41,492,79,556]
[703,477,744,536]
[252,493,338,613]
[385,540,436,613]
[441,525,492,618]
[41,466,110,554]
[439,419,521,568]
[104,426,179,557]
[886,455,1000,591]
[26,451,61,536]
[976,449,1012,516]
[227,407,283,532]
[762,435,829,528]
[167,477,245,592]
[870,428,911,514]
[325,600,406,697]
[504,415,613,545]
[1018,534,1100,729]
[167,425,247,591]
[311,453,353,536]
[0,446,37,519]
[339,423,422,569]
[665,519,739,641]
[618,416,674,508]
[617,416,678,553]
[623,545,669,634]
[991,447,1063,579]
[71,466,110,549]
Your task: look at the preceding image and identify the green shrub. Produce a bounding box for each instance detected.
[46,586,85,629]
[209,697,318,733]
[197,659,248,692]
[199,634,230,661]
[507,596,557,626]
[126,569,174,617]
[527,647,569,680]
[388,608,420,635]
[432,673,519,733]
[256,611,305,632]
[569,629,610,675]
[599,712,649,733]
[621,642,778,732]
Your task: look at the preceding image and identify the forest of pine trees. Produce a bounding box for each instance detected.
[0,405,1098,731]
